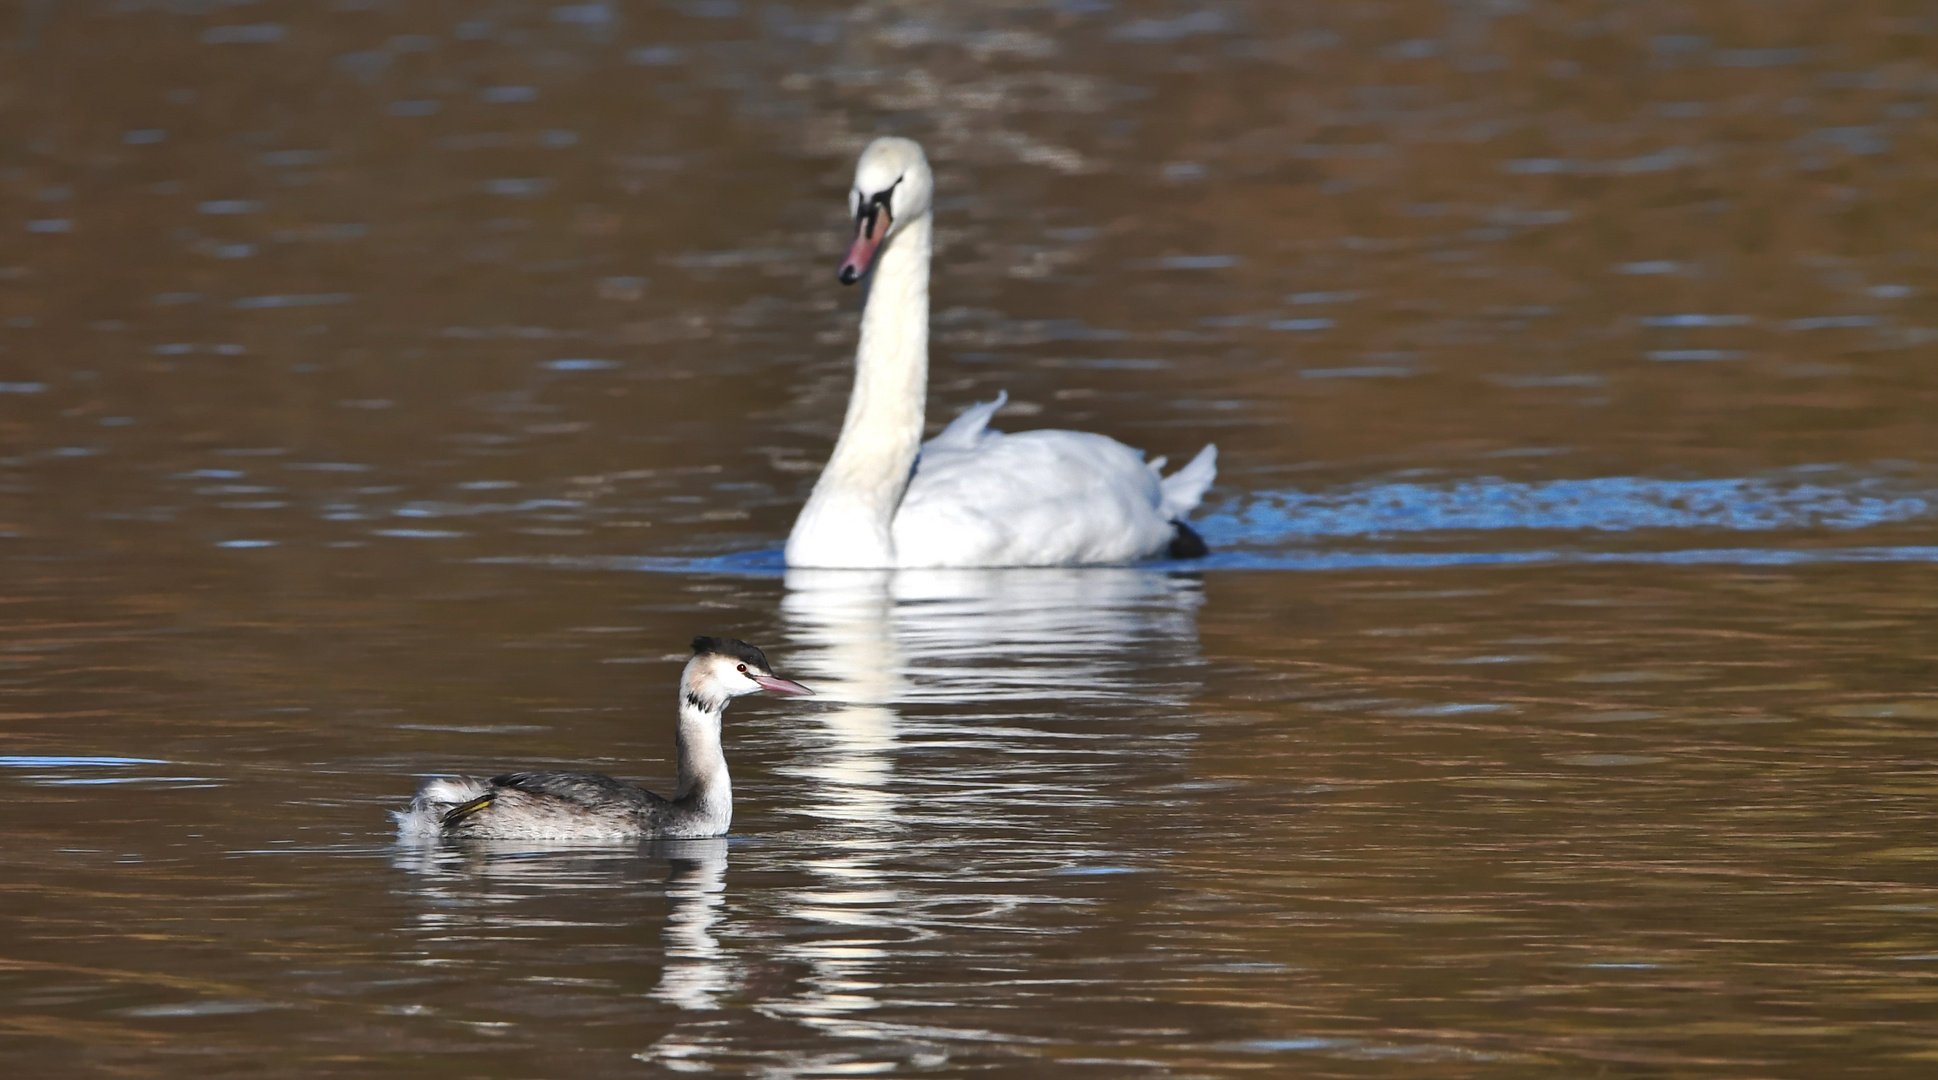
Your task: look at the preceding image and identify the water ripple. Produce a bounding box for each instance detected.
[1201,470,1933,544]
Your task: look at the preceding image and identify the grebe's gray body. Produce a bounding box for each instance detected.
[393,637,811,841]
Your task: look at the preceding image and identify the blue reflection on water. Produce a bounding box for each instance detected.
[1187,546,1938,571]
[1198,471,1932,544]
[497,544,1938,577]
[0,755,218,787]
[481,467,1938,575]
[0,756,172,768]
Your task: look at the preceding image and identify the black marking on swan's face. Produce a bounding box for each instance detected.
[850,176,902,227]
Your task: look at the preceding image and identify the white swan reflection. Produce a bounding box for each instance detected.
[765,566,1205,1050]
[775,566,1205,836]
[783,566,1206,702]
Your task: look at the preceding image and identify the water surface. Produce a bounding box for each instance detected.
[4,2,1937,1076]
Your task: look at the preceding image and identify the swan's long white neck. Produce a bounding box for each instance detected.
[786,211,932,568]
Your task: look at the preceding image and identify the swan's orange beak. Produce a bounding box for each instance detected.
[838,202,891,285]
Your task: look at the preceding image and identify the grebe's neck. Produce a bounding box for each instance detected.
[785,211,932,568]
[674,677,732,832]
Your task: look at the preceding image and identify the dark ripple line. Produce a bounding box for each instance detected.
[478,544,1938,576]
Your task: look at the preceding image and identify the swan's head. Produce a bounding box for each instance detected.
[684,636,813,710]
[838,137,934,285]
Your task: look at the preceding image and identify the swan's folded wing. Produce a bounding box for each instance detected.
[923,391,1008,452]
[899,429,1176,565]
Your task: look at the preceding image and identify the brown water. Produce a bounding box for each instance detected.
[4,2,1937,1076]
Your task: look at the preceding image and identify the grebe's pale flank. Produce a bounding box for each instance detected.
[393,637,812,841]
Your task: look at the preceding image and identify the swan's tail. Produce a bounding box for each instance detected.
[1157,443,1218,521]
[392,776,490,840]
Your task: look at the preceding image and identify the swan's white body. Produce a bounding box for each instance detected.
[785,138,1216,570]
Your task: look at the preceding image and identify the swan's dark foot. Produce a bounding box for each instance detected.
[1166,520,1209,560]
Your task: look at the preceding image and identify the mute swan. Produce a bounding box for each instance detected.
[785,137,1218,569]
[393,637,812,840]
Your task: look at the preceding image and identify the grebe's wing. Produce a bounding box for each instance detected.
[441,771,666,826]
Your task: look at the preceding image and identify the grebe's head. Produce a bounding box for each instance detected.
[684,637,813,709]
[838,136,934,285]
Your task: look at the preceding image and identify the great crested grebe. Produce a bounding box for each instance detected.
[394,637,811,840]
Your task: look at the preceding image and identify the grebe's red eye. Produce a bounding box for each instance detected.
[737,664,747,672]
